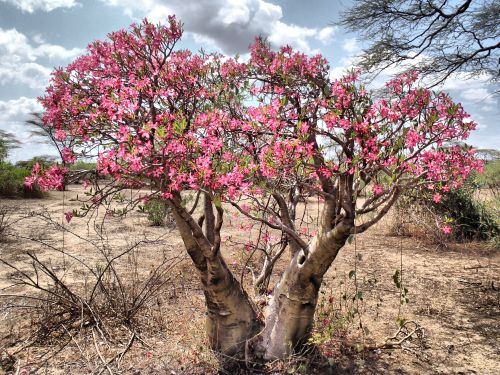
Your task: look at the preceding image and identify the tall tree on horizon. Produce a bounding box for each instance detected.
[340,0,499,89]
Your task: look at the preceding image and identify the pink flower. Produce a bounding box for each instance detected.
[433,193,442,203]
[372,184,384,196]
[54,129,67,141]
[64,211,73,223]
[62,147,77,164]
[244,240,253,252]
[24,176,37,189]
[238,204,251,214]
[81,180,91,189]
[441,225,452,235]
[405,130,421,148]
[160,191,173,200]
[32,163,41,174]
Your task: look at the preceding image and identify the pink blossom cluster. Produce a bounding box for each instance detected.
[28,16,483,217]
[25,163,67,191]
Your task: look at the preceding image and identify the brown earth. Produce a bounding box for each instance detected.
[0,185,498,374]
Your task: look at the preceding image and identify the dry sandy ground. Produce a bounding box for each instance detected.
[0,185,498,374]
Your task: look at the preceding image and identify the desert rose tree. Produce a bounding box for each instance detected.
[28,17,483,361]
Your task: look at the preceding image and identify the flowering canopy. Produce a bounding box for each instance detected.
[29,17,482,237]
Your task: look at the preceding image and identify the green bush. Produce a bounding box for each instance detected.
[143,198,175,227]
[434,180,498,241]
[69,160,97,171]
[0,162,45,198]
[393,178,499,244]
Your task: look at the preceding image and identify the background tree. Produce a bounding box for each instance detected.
[340,0,499,87]
[0,130,21,163]
[26,112,80,189]
[28,18,483,363]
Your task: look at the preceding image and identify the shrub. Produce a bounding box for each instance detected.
[437,180,498,241]
[0,211,179,372]
[0,162,46,198]
[392,179,499,244]
[143,198,175,227]
[474,160,500,206]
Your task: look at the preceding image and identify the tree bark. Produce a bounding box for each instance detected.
[203,255,261,355]
[250,223,351,360]
[171,207,262,356]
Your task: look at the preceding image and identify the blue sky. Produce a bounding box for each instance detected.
[0,0,498,161]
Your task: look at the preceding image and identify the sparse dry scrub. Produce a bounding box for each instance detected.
[0,209,184,374]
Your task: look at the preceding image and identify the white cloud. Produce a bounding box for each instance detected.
[317,26,336,45]
[460,87,494,104]
[342,37,359,54]
[32,34,46,44]
[103,0,336,55]
[0,97,42,126]
[0,97,57,161]
[268,21,318,54]
[480,105,495,112]
[0,28,82,89]
[0,0,78,12]
[0,63,52,89]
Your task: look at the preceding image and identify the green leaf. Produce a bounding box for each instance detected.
[213,195,222,208]
[173,117,187,135]
[347,234,355,244]
[392,269,401,288]
[348,270,356,279]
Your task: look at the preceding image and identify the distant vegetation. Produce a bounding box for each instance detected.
[69,160,97,171]
[393,159,500,248]
[0,161,46,198]
[0,132,46,198]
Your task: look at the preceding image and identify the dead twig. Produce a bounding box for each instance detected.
[92,328,113,375]
[96,331,136,375]
[365,320,425,351]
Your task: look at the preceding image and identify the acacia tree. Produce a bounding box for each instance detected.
[340,0,499,87]
[26,112,78,164]
[0,130,21,163]
[27,17,483,361]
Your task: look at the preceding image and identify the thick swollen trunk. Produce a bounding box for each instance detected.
[251,225,351,360]
[172,208,261,356]
[251,252,320,359]
[203,255,262,355]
